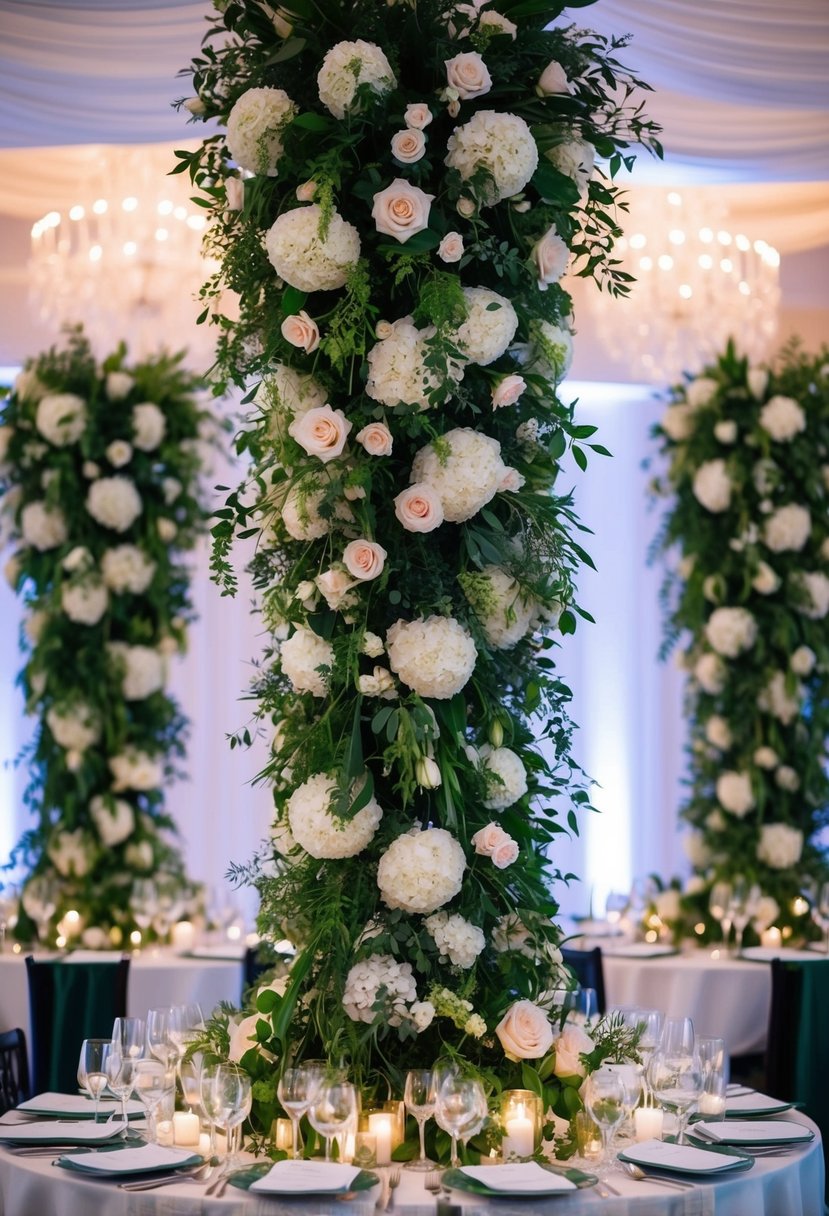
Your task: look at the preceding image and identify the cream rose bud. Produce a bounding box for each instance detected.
[316,568,356,609]
[225,176,245,210]
[492,375,526,408]
[343,538,387,581]
[438,232,464,263]
[356,421,393,456]
[533,225,569,290]
[394,483,444,532]
[457,197,476,218]
[415,756,442,789]
[296,180,318,202]
[537,60,572,95]
[183,96,206,115]
[447,98,460,117]
[405,102,432,130]
[372,179,434,243]
[281,310,320,353]
[157,518,177,542]
[288,404,352,462]
[445,51,492,100]
[495,999,554,1061]
[376,320,395,340]
[391,129,426,164]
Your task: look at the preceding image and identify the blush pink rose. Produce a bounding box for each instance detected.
[533,225,570,290]
[445,52,492,100]
[288,404,351,462]
[356,422,393,456]
[391,129,426,164]
[492,375,526,408]
[281,310,320,353]
[394,484,444,533]
[225,177,245,210]
[372,179,434,243]
[553,1023,594,1078]
[438,232,464,263]
[499,467,525,492]
[342,538,387,581]
[405,103,433,130]
[537,60,572,96]
[472,822,510,855]
[316,568,356,610]
[495,1000,554,1061]
[491,837,519,868]
[296,180,318,202]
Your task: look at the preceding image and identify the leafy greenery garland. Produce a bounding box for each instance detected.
[176,0,658,1145]
[0,329,211,946]
[649,340,829,943]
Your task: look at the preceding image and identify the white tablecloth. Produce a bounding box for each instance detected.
[600,948,773,1057]
[0,1112,823,1215]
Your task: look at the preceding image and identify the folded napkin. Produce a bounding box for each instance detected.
[60,1143,199,1174]
[697,1120,809,1144]
[623,1138,739,1173]
[250,1161,362,1193]
[460,1164,576,1193]
[0,1119,126,1144]
[18,1092,144,1119]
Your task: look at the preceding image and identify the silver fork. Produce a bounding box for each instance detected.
[118,1160,215,1191]
[385,1166,401,1209]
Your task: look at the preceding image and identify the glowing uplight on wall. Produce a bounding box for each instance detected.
[29,146,218,365]
[587,189,781,384]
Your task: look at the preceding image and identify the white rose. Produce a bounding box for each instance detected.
[372,179,434,243]
[288,404,351,462]
[775,765,800,791]
[132,402,166,451]
[228,1014,266,1063]
[36,393,86,446]
[752,561,780,595]
[747,367,769,399]
[496,1000,554,1061]
[445,51,492,100]
[757,823,803,870]
[492,375,526,409]
[716,771,755,818]
[106,372,134,400]
[714,420,738,444]
[537,60,572,95]
[532,225,569,290]
[790,645,816,675]
[660,403,696,442]
[391,129,426,164]
[704,715,732,750]
[754,746,779,769]
[438,232,464,263]
[692,459,731,513]
[405,103,433,129]
[105,440,133,468]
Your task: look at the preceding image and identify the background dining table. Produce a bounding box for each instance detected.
[0,1110,823,1215]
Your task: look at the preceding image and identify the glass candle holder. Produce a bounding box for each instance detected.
[383,1099,406,1149]
[500,1090,541,1159]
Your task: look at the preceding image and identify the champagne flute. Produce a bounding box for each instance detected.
[133,1058,169,1143]
[583,1067,626,1173]
[404,1069,437,1171]
[78,1038,111,1123]
[709,882,732,949]
[278,1065,322,1159]
[728,877,754,956]
[307,1080,358,1163]
[435,1075,487,1168]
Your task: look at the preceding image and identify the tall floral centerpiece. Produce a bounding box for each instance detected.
[177,0,657,1131]
[0,329,210,947]
[651,342,829,941]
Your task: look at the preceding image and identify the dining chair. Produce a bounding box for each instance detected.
[0,1028,31,1113]
[561,946,607,1014]
[25,955,130,1094]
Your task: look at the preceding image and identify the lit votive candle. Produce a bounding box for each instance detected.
[173,1110,201,1146]
[503,1113,535,1158]
[274,1117,293,1152]
[634,1107,664,1142]
[171,920,196,952]
[761,927,783,949]
[698,1093,726,1117]
[368,1113,393,1166]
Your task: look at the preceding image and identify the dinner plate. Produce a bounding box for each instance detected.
[443,1163,597,1196]
[618,1137,754,1175]
[0,1120,129,1146]
[232,1162,379,1194]
[693,1120,815,1146]
[57,1143,203,1177]
[18,1093,144,1120]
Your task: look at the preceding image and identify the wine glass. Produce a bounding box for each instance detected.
[728,877,754,956]
[24,874,58,947]
[78,1038,111,1123]
[709,882,732,949]
[278,1064,324,1160]
[582,1067,626,1173]
[112,1016,146,1060]
[209,1063,252,1171]
[129,879,158,941]
[133,1058,170,1143]
[146,1007,176,1068]
[649,1033,703,1146]
[605,891,629,928]
[307,1080,358,1163]
[633,1008,664,1103]
[404,1069,437,1171]
[559,987,598,1024]
[168,1003,205,1071]
[603,1062,642,1137]
[199,1061,224,1157]
[106,1047,139,1128]
[0,884,19,952]
[435,1075,487,1168]
[152,879,186,943]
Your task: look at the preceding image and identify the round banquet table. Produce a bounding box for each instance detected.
[0,1112,823,1216]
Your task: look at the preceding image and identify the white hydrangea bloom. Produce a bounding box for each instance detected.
[685,377,719,408]
[46,702,100,750]
[286,772,382,858]
[704,715,732,750]
[343,954,417,1026]
[89,794,135,846]
[386,615,476,699]
[366,319,452,409]
[682,830,712,868]
[317,40,396,120]
[108,643,166,700]
[704,607,757,657]
[106,371,134,400]
[754,745,779,769]
[280,626,334,696]
[35,393,87,446]
[793,571,829,619]
[101,545,156,594]
[226,86,297,174]
[660,403,696,441]
[454,287,518,366]
[445,110,538,205]
[49,828,93,878]
[265,205,361,292]
[109,749,163,791]
[132,402,166,451]
[775,765,800,791]
[757,671,802,725]
[692,459,731,513]
[764,504,811,552]
[467,565,536,648]
[757,823,803,869]
[545,137,594,193]
[86,476,143,532]
[377,827,466,914]
[424,911,486,968]
[61,580,109,625]
[21,501,68,551]
[411,426,509,523]
[278,483,333,542]
[758,395,806,442]
[482,745,528,808]
[716,771,754,817]
[257,363,326,419]
[790,645,816,676]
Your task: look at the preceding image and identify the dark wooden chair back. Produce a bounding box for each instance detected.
[561,945,606,1014]
[0,1028,31,1113]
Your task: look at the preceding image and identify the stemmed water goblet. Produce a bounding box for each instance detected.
[208,1063,252,1171]
[649,1018,702,1145]
[709,882,732,950]
[133,1058,170,1143]
[146,1007,177,1069]
[582,1067,626,1175]
[129,879,158,944]
[404,1068,437,1171]
[435,1075,487,1168]
[78,1038,111,1123]
[108,1017,145,1125]
[277,1063,325,1159]
[728,877,759,956]
[307,1080,358,1163]
[24,874,58,948]
[632,1008,664,1103]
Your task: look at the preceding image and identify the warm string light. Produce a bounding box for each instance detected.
[29,147,217,365]
[588,189,780,384]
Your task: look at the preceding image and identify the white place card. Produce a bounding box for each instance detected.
[624,1138,738,1172]
[250,1160,362,1193]
[461,1164,576,1192]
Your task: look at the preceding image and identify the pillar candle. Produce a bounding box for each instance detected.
[173,1110,201,1146]
[503,1115,534,1158]
[171,920,196,951]
[634,1107,664,1142]
[368,1113,393,1165]
[761,927,782,949]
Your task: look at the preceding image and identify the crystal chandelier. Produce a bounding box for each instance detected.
[586,188,781,384]
[29,145,217,367]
